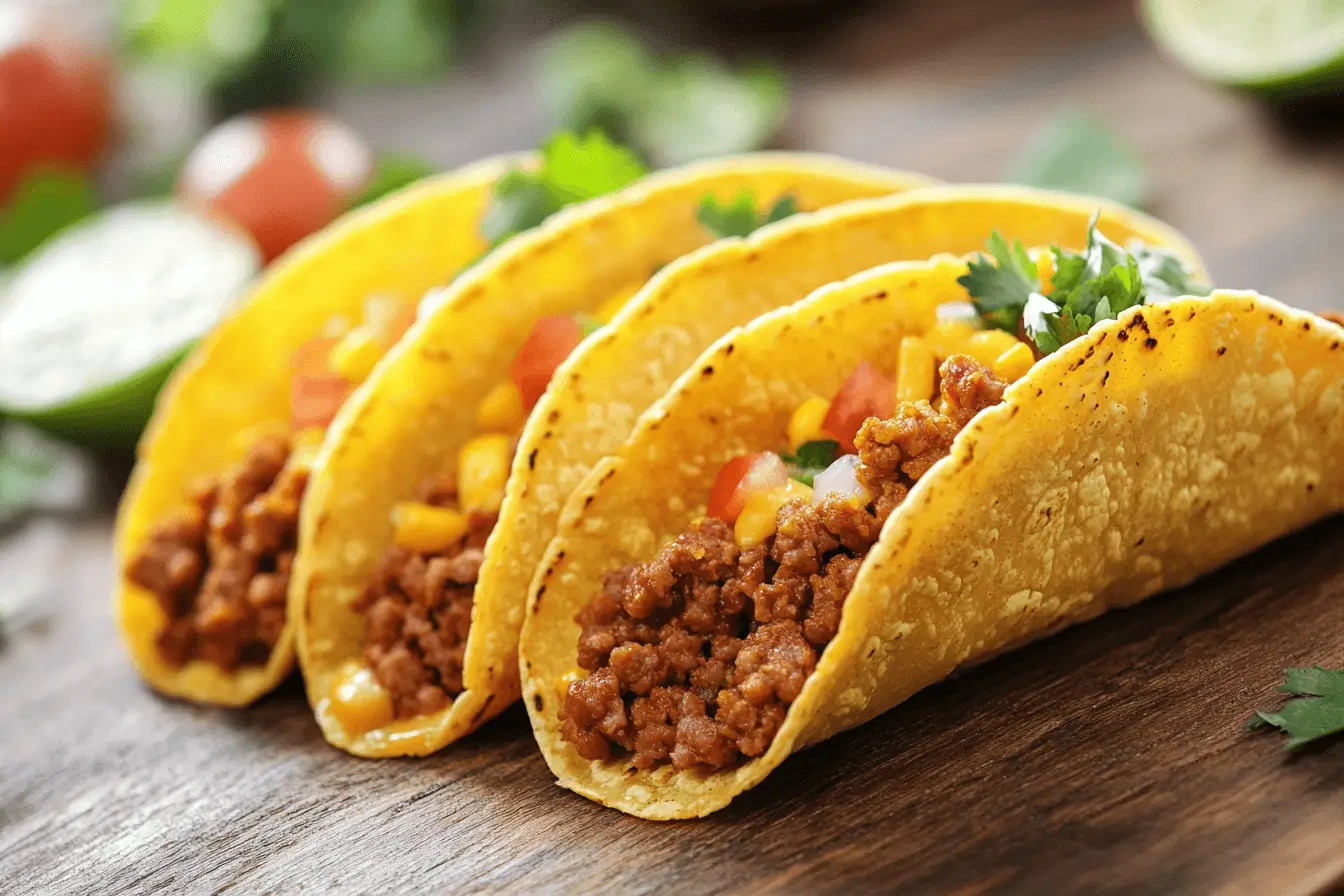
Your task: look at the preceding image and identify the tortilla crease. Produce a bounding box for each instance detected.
[114,156,520,707]
[294,153,928,756]
[523,261,1344,819]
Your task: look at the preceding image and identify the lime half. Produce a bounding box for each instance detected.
[1142,0,1344,92]
[0,203,260,448]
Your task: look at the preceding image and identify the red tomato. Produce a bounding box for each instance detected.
[707,452,788,523]
[510,316,583,410]
[0,15,113,203]
[822,361,896,453]
[178,110,374,263]
[289,337,351,430]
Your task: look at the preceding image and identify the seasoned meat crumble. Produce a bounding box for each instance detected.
[562,354,1007,770]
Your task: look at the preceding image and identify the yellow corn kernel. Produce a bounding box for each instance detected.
[993,342,1036,382]
[964,329,1023,367]
[458,433,511,514]
[329,327,384,383]
[476,381,525,433]
[327,662,394,734]
[557,668,585,698]
[735,479,812,548]
[924,319,979,360]
[289,426,327,470]
[895,336,935,403]
[788,396,831,451]
[595,280,644,323]
[1033,249,1055,293]
[392,501,469,553]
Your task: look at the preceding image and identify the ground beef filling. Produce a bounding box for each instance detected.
[355,475,496,720]
[126,434,306,670]
[561,354,1007,771]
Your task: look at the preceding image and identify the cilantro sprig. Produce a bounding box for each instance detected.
[782,440,839,486]
[479,131,647,249]
[1249,666,1344,749]
[697,191,798,240]
[958,218,1210,355]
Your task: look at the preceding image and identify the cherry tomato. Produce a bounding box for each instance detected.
[289,337,352,431]
[707,451,788,523]
[0,14,113,203]
[510,315,583,410]
[178,110,374,263]
[822,361,895,454]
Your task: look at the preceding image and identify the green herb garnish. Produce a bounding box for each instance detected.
[959,219,1210,355]
[479,131,647,249]
[1249,666,1344,749]
[1007,111,1147,209]
[782,439,839,486]
[697,191,798,240]
[576,314,604,338]
[0,169,99,265]
[351,153,438,210]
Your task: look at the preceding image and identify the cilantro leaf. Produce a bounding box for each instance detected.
[1007,111,1147,209]
[479,131,647,248]
[350,153,438,210]
[1249,667,1344,749]
[1134,243,1212,302]
[697,191,798,240]
[576,314,604,338]
[957,231,1040,332]
[0,424,57,521]
[782,440,839,486]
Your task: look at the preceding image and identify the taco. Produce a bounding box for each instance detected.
[293,185,1195,757]
[521,225,1344,819]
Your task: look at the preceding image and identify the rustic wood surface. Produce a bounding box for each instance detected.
[3,0,1344,893]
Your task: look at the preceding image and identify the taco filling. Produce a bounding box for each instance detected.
[559,220,1220,771]
[126,296,416,670]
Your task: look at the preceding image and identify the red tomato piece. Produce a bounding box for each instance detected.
[707,452,788,523]
[0,15,113,203]
[822,361,896,454]
[289,337,350,430]
[178,110,374,263]
[510,315,583,410]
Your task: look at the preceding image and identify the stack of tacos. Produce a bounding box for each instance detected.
[115,139,1344,820]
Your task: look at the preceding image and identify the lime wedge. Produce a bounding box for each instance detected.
[1142,0,1344,92]
[0,203,260,448]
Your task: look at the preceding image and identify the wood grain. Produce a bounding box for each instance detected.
[3,0,1343,893]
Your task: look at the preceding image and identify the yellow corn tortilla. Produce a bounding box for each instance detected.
[114,155,520,707]
[293,153,928,756]
[522,256,1344,819]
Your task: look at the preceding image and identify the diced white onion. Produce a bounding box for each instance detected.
[936,301,981,325]
[812,454,870,505]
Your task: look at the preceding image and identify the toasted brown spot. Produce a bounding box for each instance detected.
[533,694,543,711]
[1101,370,1110,386]
[1036,388,1044,397]
[725,343,735,356]
[533,584,546,613]
[1307,483,1315,492]
[1117,330,1130,342]
[543,430,553,440]
[1143,337,1158,349]
[527,449,538,469]
[1164,317,1175,328]
[584,494,595,509]
[1303,321,1312,331]
[601,468,617,483]
[547,409,560,424]
[469,694,495,727]
[1135,536,1145,546]
[1217,346,1227,356]
[701,365,714,377]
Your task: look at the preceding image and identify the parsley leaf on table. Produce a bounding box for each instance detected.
[478,131,647,248]
[697,191,798,240]
[1249,667,1344,749]
[782,440,839,486]
[1006,110,1148,209]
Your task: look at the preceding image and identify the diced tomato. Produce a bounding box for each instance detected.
[0,17,113,204]
[707,452,788,524]
[289,337,350,430]
[291,372,354,431]
[510,315,583,410]
[822,361,896,454]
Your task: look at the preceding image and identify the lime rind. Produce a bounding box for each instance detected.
[1143,0,1344,91]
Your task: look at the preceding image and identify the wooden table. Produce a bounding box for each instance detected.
[3,1,1343,893]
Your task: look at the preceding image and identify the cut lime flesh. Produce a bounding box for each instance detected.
[1143,0,1344,92]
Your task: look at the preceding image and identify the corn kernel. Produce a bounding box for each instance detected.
[788,396,831,451]
[993,342,1036,382]
[1033,248,1056,294]
[327,662,394,734]
[895,336,935,403]
[329,327,384,383]
[964,329,1023,367]
[290,426,327,470]
[557,668,585,699]
[476,381,525,433]
[458,433,512,514]
[595,280,644,323]
[924,319,979,360]
[735,479,812,548]
[392,501,469,552]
